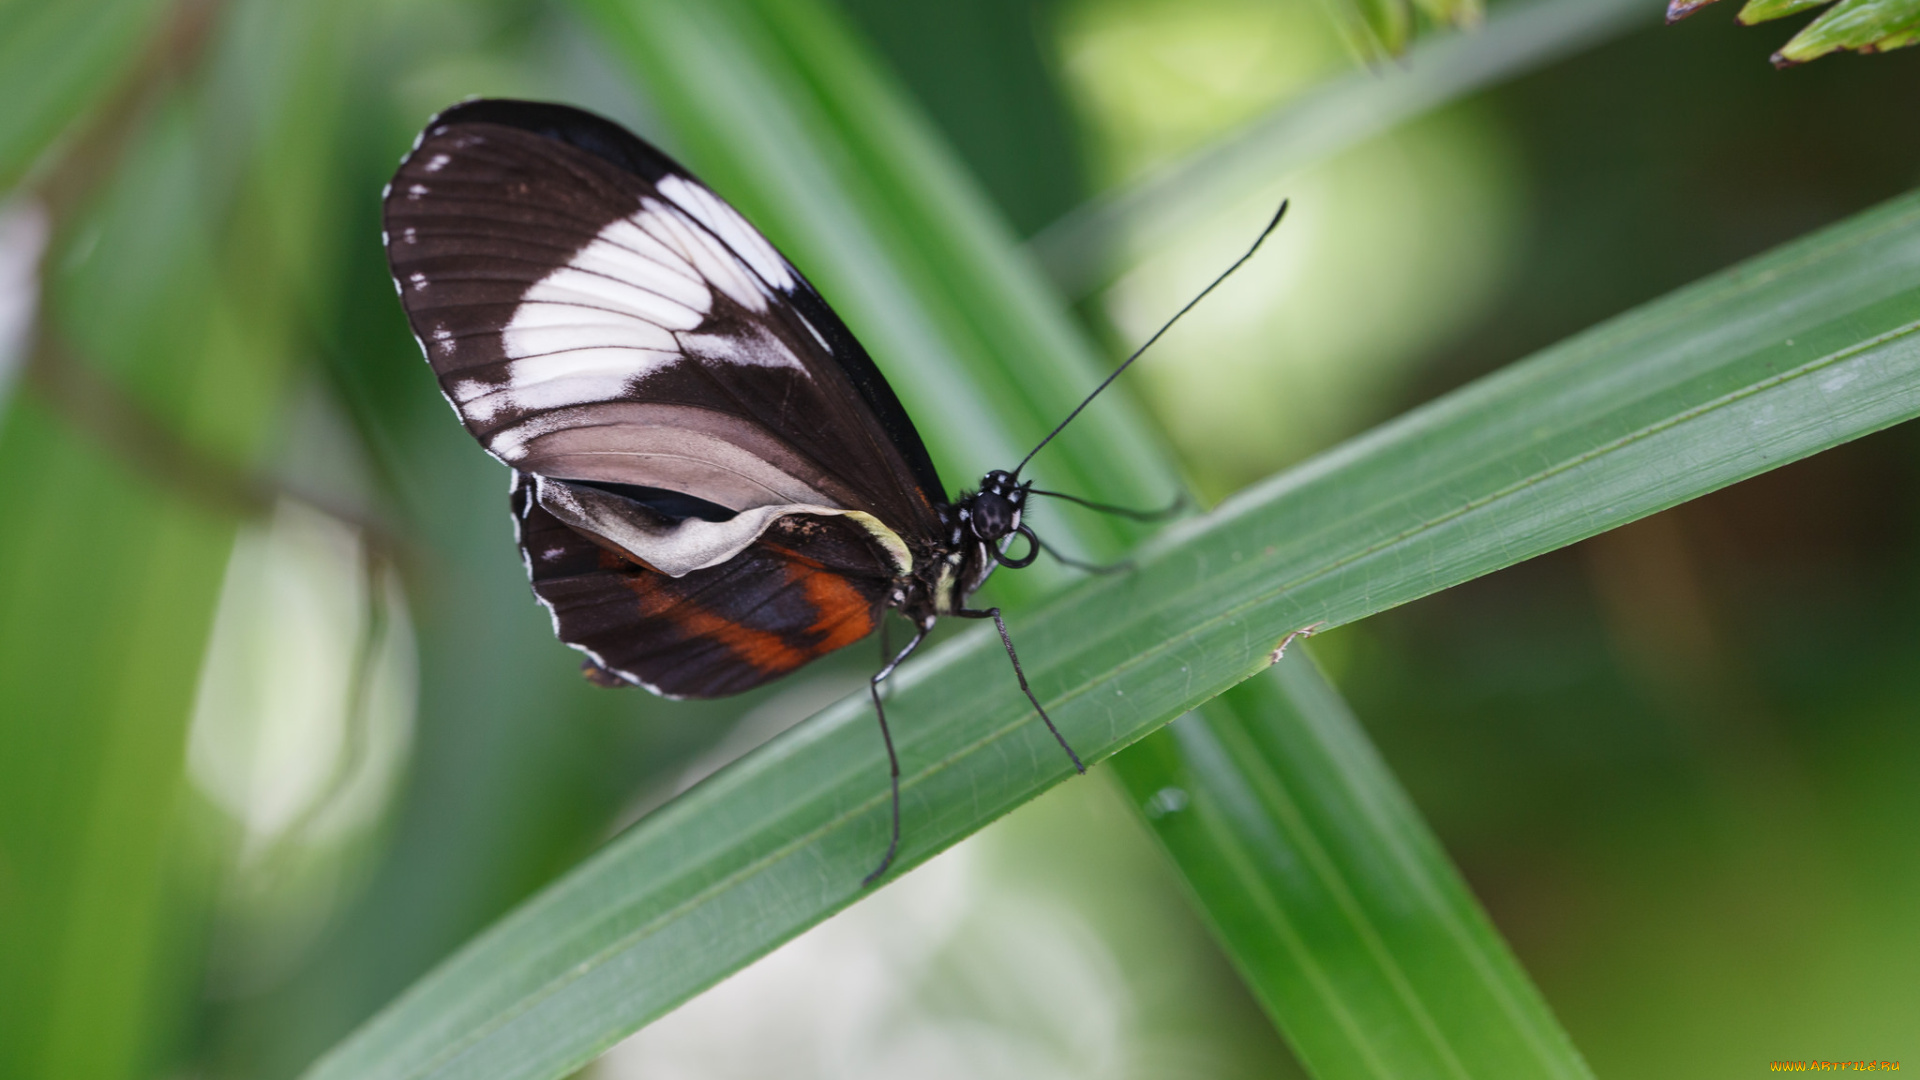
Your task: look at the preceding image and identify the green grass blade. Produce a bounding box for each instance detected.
[301,80,1920,1078]
[0,2,373,1075]
[1113,659,1592,1080]
[0,0,171,192]
[0,111,261,1080]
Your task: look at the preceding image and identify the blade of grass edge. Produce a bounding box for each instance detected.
[299,20,1920,1079]
[1113,658,1592,1080]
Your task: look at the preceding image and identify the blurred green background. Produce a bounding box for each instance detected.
[2,0,1917,1077]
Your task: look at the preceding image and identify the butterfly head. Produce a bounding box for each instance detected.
[965,469,1028,543]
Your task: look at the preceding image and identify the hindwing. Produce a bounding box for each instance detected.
[512,473,893,697]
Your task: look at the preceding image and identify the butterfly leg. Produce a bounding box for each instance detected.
[956,607,1086,775]
[864,618,932,887]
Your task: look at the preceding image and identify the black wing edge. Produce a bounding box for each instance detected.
[427,98,682,185]
[424,98,951,509]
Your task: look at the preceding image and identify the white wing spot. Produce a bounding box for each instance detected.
[403,227,417,244]
[408,184,428,199]
[635,197,762,312]
[409,272,428,290]
[464,186,819,438]
[681,322,807,376]
[657,175,795,293]
[424,153,451,172]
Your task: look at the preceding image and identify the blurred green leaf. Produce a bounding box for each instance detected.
[1115,659,1592,1080]
[303,80,1920,1078]
[836,0,1087,238]
[1323,0,1483,60]
[0,126,260,1080]
[0,112,249,1080]
[0,0,171,193]
[1031,0,1653,298]
[0,1,370,1077]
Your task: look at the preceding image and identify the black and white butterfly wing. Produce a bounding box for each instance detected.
[383,100,943,692]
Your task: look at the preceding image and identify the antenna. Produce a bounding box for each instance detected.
[1014,200,1289,477]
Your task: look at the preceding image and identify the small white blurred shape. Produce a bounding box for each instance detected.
[0,199,49,410]
[187,498,417,991]
[595,840,1129,1080]
[189,498,415,853]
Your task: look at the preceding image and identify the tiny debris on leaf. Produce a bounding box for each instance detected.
[1268,622,1328,665]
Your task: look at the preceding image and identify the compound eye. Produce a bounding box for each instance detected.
[971,493,1014,539]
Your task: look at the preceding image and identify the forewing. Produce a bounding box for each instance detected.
[383,99,944,538]
[512,473,893,698]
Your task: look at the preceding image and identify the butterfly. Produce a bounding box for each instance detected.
[382,99,1279,881]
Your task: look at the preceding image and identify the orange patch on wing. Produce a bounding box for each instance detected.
[799,565,876,653]
[620,570,811,676]
[614,539,879,679]
[674,599,811,674]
